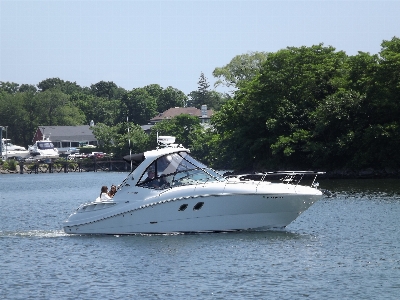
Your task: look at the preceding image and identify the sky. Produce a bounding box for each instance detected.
[1,0,399,95]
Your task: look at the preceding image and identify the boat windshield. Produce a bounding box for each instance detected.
[37,142,55,149]
[137,152,226,189]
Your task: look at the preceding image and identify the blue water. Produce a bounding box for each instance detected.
[1,173,400,299]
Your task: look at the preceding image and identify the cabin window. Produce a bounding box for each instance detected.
[137,152,226,189]
[193,202,204,210]
[37,142,55,149]
[178,204,188,211]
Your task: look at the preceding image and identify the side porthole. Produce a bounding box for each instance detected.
[178,204,188,211]
[193,202,204,211]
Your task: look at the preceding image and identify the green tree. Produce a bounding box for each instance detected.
[157,86,187,112]
[34,89,70,125]
[70,93,120,126]
[353,37,400,168]
[37,78,64,92]
[188,72,210,108]
[91,122,148,158]
[148,114,203,150]
[121,88,157,125]
[0,92,32,146]
[213,44,350,170]
[188,73,227,110]
[37,77,87,95]
[213,51,269,90]
[143,84,163,101]
[0,81,20,94]
[19,84,37,94]
[90,81,125,100]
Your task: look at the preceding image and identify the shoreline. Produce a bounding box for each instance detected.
[1,165,400,179]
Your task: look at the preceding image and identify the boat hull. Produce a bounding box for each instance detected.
[63,192,321,234]
[1,150,30,159]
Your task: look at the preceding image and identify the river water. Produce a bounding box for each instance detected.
[0,172,399,299]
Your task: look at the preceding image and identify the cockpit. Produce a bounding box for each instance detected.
[137,151,226,189]
[37,142,55,150]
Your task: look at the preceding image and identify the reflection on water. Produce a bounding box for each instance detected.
[321,178,400,199]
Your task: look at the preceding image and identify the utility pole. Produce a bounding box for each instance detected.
[0,126,3,156]
[5,126,8,160]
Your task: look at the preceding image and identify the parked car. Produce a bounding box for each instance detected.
[24,156,40,162]
[65,147,80,154]
[67,153,88,160]
[88,152,105,159]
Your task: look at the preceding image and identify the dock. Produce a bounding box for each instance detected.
[0,159,131,174]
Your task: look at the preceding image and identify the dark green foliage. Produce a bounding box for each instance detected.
[91,122,148,158]
[211,39,400,171]
[148,114,203,150]
[2,38,400,173]
[188,72,229,110]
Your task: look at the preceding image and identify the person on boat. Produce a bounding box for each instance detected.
[143,169,159,188]
[99,185,111,200]
[108,185,117,198]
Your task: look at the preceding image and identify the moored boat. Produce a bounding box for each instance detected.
[63,136,325,235]
[1,138,30,160]
[28,135,59,159]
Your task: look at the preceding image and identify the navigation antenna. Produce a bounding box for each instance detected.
[127,116,132,171]
[157,134,176,148]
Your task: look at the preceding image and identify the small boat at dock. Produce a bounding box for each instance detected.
[28,135,59,159]
[1,138,30,160]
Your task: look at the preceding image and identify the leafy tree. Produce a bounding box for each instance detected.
[91,122,148,158]
[188,73,228,110]
[19,84,37,94]
[0,81,20,94]
[37,78,64,92]
[148,114,203,150]
[121,88,157,125]
[353,37,400,168]
[90,81,125,100]
[37,77,86,95]
[143,84,163,100]
[0,92,30,146]
[187,72,210,108]
[33,89,70,125]
[213,51,269,90]
[213,44,350,170]
[157,86,187,112]
[70,93,121,126]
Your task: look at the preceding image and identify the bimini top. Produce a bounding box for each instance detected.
[121,139,225,190]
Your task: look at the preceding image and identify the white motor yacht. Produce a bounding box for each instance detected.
[28,136,59,159]
[1,138,30,160]
[63,136,325,235]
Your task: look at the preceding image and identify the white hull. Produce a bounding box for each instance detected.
[64,182,322,234]
[1,149,30,159]
[29,151,59,159]
[29,138,59,159]
[63,137,325,235]
[1,138,30,159]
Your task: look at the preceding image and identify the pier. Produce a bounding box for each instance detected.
[0,159,131,174]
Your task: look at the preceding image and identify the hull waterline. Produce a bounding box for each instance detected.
[63,192,322,234]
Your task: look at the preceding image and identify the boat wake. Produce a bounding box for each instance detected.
[0,229,68,238]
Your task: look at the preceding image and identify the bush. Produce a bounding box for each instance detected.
[3,159,17,171]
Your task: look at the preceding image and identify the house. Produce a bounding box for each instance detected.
[149,105,214,126]
[32,125,98,152]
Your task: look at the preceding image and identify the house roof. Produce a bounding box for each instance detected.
[150,107,214,122]
[39,125,96,142]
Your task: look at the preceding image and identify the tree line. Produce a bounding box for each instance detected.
[1,37,399,172]
[0,74,229,156]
